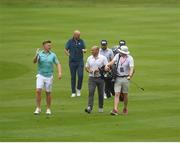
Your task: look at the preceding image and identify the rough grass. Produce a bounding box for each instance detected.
[0,0,180,141]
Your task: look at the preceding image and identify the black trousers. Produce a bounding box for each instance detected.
[104,79,115,98]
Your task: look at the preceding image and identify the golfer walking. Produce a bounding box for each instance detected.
[33,40,62,115]
[99,40,114,99]
[65,30,87,97]
[105,45,134,115]
[85,46,108,113]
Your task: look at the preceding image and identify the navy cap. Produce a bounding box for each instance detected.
[119,40,126,46]
[101,40,108,45]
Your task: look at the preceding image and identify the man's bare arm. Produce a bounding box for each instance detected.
[85,66,93,73]
[127,67,134,80]
[105,60,115,71]
[33,48,40,64]
[57,63,62,80]
[64,49,70,56]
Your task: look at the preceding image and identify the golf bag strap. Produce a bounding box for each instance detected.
[116,54,121,71]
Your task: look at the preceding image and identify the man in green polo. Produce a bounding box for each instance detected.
[33,40,62,115]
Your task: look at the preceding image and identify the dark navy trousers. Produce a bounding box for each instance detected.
[69,61,84,93]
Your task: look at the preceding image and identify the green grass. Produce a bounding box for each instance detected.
[0,0,180,141]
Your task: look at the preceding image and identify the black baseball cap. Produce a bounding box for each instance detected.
[101,40,108,45]
[119,40,126,46]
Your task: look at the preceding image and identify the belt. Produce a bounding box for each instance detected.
[89,76,101,78]
[117,75,129,78]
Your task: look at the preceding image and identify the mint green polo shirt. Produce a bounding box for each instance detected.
[37,50,60,77]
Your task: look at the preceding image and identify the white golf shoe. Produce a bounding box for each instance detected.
[77,89,81,97]
[46,108,51,115]
[71,93,76,97]
[34,107,41,115]
[98,108,104,113]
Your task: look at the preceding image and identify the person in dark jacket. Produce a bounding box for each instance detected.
[65,30,87,97]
